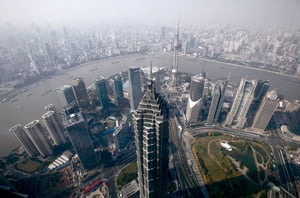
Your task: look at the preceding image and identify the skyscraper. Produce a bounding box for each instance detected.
[113,73,124,107]
[252,90,278,131]
[72,78,90,110]
[42,111,67,145]
[56,85,76,107]
[24,120,53,157]
[9,124,38,157]
[95,77,109,107]
[64,112,98,171]
[128,67,143,110]
[134,80,169,198]
[254,80,269,101]
[186,72,207,122]
[225,78,257,128]
[44,103,57,112]
[207,80,227,124]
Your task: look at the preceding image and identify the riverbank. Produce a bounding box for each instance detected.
[1,52,300,158]
[201,57,300,80]
[180,54,300,81]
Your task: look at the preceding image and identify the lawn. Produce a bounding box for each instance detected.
[252,144,270,164]
[15,160,43,173]
[117,162,137,187]
[227,144,259,183]
[192,132,271,198]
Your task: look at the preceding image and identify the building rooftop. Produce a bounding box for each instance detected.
[41,111,55,119]
[119,179,139,198]
[63,112,84,127]
[24,120,40,129]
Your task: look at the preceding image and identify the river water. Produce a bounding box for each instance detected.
[1,53,300,157]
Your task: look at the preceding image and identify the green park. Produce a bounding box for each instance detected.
[191,132,273,198]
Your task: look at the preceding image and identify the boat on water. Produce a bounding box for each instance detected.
[27,93,32,97]
[10,98,18,103]
[89,67,98,72]
[1,98,8,103]
[283,77,300,84]
[134,57,145,62]
[14,106,23,110]
[41,90,53,96]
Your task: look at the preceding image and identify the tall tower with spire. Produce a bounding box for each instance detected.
[134,64,169,198]
[173,19,181,72]
[172,19,181,86]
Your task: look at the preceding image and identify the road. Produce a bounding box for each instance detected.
[169,109,208,198]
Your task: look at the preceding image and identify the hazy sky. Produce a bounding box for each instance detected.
[0,0,300,26]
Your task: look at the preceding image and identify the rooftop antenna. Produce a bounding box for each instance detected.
[172,17,181,72]
[150,61,153,81]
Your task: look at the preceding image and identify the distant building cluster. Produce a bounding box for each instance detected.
[161,25,300,76]
[0,23,299,95]
[0,23,150,90]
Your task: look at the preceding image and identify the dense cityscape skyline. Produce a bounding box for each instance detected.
[0,1,300,198]
[1,0,300,26]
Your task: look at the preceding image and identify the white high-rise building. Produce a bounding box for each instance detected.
[10,124,38,157]
[186,72,207,122]
[42,111,67,145]
[24,120,53,157]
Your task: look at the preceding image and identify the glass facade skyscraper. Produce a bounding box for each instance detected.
[64,112,98,172]
[56,85,76,107]
[225,78,257,128]
[95,77,109,107]
[113,73,124,107]
[72,78,90,110]
[134,80,169,198]
[129,67,143,110]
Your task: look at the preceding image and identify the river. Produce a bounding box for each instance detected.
[1,53,300,157]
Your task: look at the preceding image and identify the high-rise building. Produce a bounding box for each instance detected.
[207,80,227,124]
[44,103,57,112]
[9,124,38,157]
[24,120,53,157]
[95,77,109,107]
[225,78,257,128]
[186,72,207,122]
[252,90,278,131]
[128,67,143,110]
[113,73,124,107]
[64,112,98,171]
[56,85,76,107]
[42,111,66,145]
[134,80,169,198]
[254,80,269,101]
[72,78,90,110]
